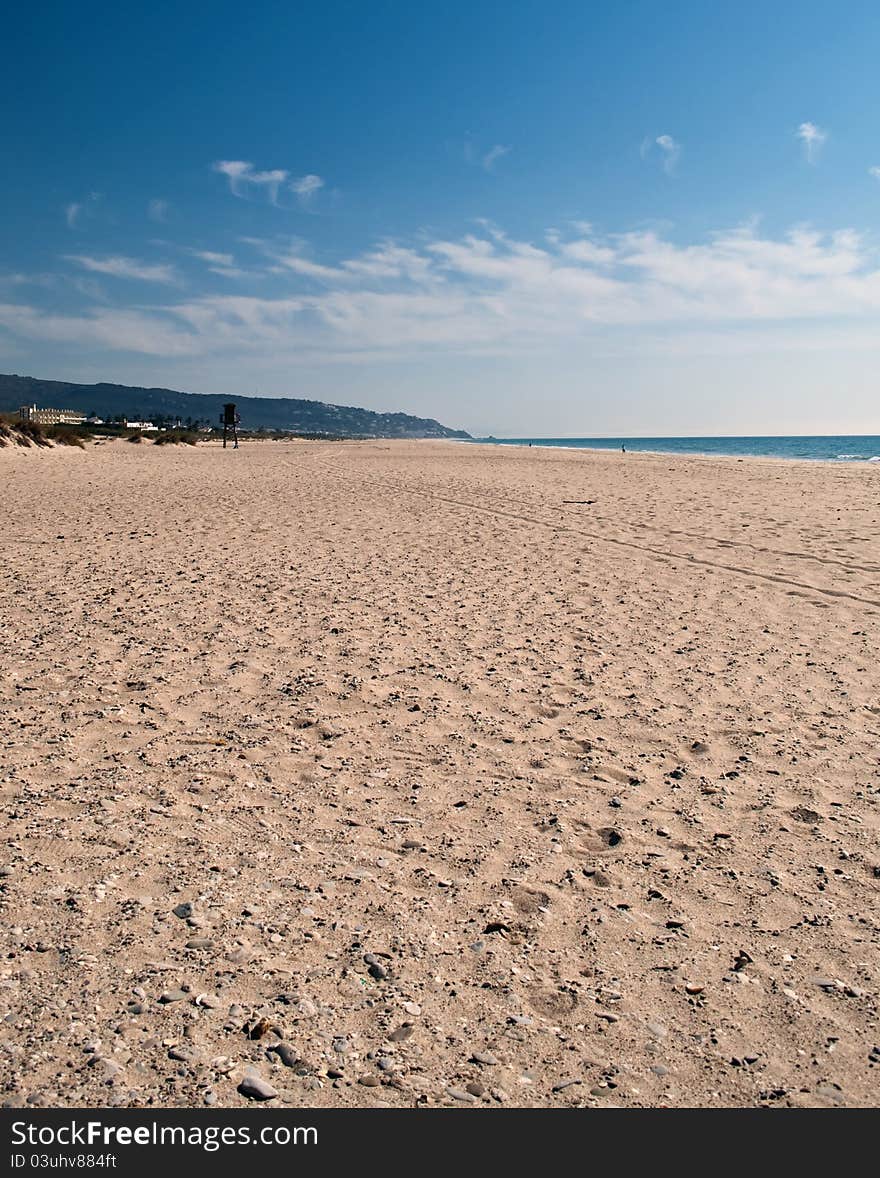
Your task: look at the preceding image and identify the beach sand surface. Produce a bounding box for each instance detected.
[1,438,878,1108]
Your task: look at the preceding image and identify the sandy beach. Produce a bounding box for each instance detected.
[1,437,878,1108]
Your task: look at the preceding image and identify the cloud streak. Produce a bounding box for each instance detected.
[64,255,179,284]
[797,121,826,164]
[184,248,247,279]
[655,134,681,175]
[482,145,510,171]
[213,160,289,204]
[290,174,324,204]
[65,192,101,228]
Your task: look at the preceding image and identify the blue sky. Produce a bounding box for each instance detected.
[4,1,880,435]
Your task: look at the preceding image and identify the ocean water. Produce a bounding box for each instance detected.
[473,435,880,462]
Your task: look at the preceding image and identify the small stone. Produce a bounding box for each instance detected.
[388,1025,414,1043]
[159,989,188,1004]
[685,983,705,995]
[247,1017,273,1041]
[358,1075,380,1087]
[367,956,391,984]
[402,1002,421,1016]
[465,1082,485,1098]
[185,938,214,951]
[815,1083,844,1106]
[237,1075,278,1101]
[471,1051,499,1066]
[168,1046,199,1063]
[272,1043,301,1068]
[446,1087,477,1103]
[172,902,193,919]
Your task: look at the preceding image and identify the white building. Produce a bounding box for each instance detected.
[19,403,86,425]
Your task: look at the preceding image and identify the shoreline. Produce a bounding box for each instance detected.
[460,436,880,464]
[4,432,880,473]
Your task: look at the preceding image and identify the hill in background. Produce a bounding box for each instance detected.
[0,373,471,439]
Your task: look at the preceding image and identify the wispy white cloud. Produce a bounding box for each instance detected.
[0,303,198,355]
[463,137,511,172]
[342,243,434,282]
[65,192,101,229]
[290,174,324,204]
[8,221,879,365]
[869,166,880,182]
[0,270,110,301]
[213,160,289,204]
[242,236,435,285]
[797,121,826,164]
[655,134,681,175]
[184,248,247,279]
[148,199,170,223]
[482,145,510,171]
[187,249,235,267]
[243,237,347,282]
[64,255,178,284]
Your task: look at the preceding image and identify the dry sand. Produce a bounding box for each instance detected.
[1,437,878,1108]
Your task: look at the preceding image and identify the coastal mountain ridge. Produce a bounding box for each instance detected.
[0,374,471,439]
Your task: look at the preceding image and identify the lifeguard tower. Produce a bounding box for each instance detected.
[220,402,240,448]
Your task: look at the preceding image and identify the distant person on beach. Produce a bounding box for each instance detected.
[621,444,626,453]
